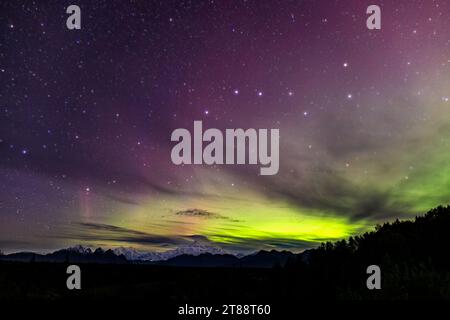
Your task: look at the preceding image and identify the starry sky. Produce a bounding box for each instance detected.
[1,0,450,254]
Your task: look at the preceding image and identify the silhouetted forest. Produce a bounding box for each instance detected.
[1,205,450,302]
[285,205,450,299]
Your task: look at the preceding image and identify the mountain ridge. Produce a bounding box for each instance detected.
[0,245,295,268]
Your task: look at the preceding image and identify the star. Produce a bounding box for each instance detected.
[1,0,449,257]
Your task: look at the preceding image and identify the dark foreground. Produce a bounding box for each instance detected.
[0,258,448,302]
[0,261,448,319]
[0,262,287,301]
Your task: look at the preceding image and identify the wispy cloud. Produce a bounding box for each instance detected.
[49,222,224,249]
[175,208,239,222]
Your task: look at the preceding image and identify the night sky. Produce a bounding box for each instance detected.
[1,0,450,254]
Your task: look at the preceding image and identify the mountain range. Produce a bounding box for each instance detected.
[0,244,297,268]
[112,242,230,261]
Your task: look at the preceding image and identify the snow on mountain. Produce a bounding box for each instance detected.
[161,243,227,260]
[66,245,93,254]
[60,242,230,262]
[112,242,229,261]
[112,247,147,261]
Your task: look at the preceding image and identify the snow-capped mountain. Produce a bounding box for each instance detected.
[112,242,229,261]
[65,245,93,254]
[112,247,151,261]
[40,242,231,262]
[0,244,293,268]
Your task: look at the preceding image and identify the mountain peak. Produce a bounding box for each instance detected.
[66,245,92,254]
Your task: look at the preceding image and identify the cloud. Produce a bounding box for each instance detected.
[176,208,217,217]
[51,222,225,248]
[264,168,413,222]
[174,208,241,222]
[175,208,234,220]
[0,239,30,247]
[73,222,186,245]
[45,222,184,247]
[209,234,316,253]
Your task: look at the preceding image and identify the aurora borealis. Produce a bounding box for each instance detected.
[1,0,450,254]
